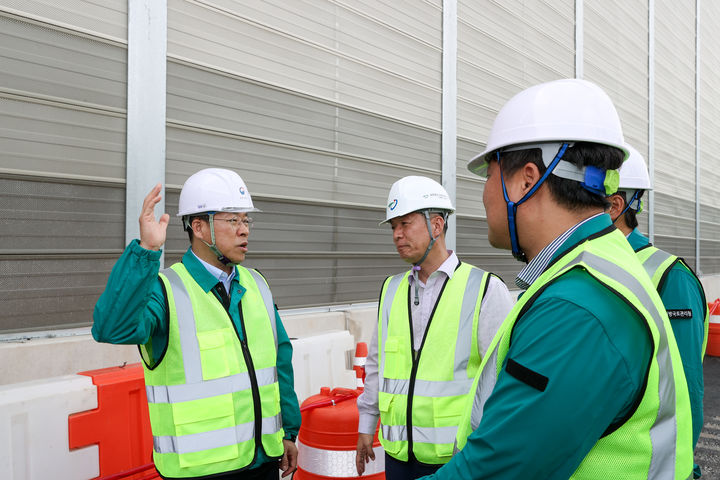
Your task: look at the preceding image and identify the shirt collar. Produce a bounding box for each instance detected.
[408,250,459,285]
[182,247,236,293]
[515,212,605,290]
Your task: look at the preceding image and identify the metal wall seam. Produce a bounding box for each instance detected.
[125,0,167,257]
[442,0,458,250]
[575,0,583,79]
[648,0,655,243]
[695,0,701,273]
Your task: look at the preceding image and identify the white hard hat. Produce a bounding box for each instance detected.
[381,176,454,224]
[177,168,260,217]
[467,78,628,176]
[618,144,652,191]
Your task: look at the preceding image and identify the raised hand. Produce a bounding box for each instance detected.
[139,183,170,251]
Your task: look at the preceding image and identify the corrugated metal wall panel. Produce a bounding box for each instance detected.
[0,0,127,42]
[653,193,697,259]
[456,0,574,142]
[584,1,649,148]
[654,0,697,206]
[0,97,126,178]
[0,178,125,333]
[167,0,442,129]
[0,5,127,333]
[166,61,441,173]
[165,126,424,206]
[699,1,720,273]
[0,178,125,253]
[0,255,119,333]
[0,15,126,109]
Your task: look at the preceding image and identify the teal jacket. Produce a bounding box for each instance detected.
[423,215,653,479]
[627,227,706,455]
[92,239,301,469]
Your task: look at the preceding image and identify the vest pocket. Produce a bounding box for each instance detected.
[170,394,240,467]
[197,328,241,380]
[383,336,406,378]
[172,394,236,436]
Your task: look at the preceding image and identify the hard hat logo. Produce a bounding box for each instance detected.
[388,199,398,211]
[239,186,245,195]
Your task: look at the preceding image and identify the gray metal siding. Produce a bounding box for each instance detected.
[1,1,719,334]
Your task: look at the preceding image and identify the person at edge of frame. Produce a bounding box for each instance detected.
[606,144,709,479]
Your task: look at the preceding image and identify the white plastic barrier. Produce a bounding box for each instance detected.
[291,330,357,403]
[0,375,99,480]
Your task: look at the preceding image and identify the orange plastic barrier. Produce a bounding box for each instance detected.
[707,299,720,357]
[68,363,156,480]
[295,343,384,479]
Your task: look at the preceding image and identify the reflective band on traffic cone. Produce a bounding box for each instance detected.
[295,342,384,479]
[353,342,368,391]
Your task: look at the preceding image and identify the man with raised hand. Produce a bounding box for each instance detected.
[93,168,300,479]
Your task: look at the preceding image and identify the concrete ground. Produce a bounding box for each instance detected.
[697,355,720,478]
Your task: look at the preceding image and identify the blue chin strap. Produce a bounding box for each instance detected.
[619,189,643,216]
[499,143,571,263]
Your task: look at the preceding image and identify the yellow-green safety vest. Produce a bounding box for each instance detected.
[378,262,491,464]
[636,245,710,358]
[455,228,693,479]
[141,263,284,479]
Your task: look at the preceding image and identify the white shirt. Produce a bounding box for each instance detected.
[356,251,515,434]
[515,212,603,290]
[191,250,236,293]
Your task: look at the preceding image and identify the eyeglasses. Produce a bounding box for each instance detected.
[214,216,253,230]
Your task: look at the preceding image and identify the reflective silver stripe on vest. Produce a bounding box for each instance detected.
[455,268,486,374]
[379,274,405,384]
[641,248,674,287]
[470,344,501,431]
[247,269,278,350]
[382,424,457,445]
[153,413,282,454]
[568,252,677,479]
[469,251,678,478]
[162,267,203,383]
[381,377,473,398]
[146,366,277,404]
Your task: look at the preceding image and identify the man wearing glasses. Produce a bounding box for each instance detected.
[92,168,300,480]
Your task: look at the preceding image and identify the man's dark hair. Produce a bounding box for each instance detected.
[184,214,209,242]
[615,190,644,229]
[497,141,624,211]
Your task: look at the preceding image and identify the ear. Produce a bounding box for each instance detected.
[431,215,445,238]
[513,162,542,198]
[606,194,626,222]
[191,217,206,239]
